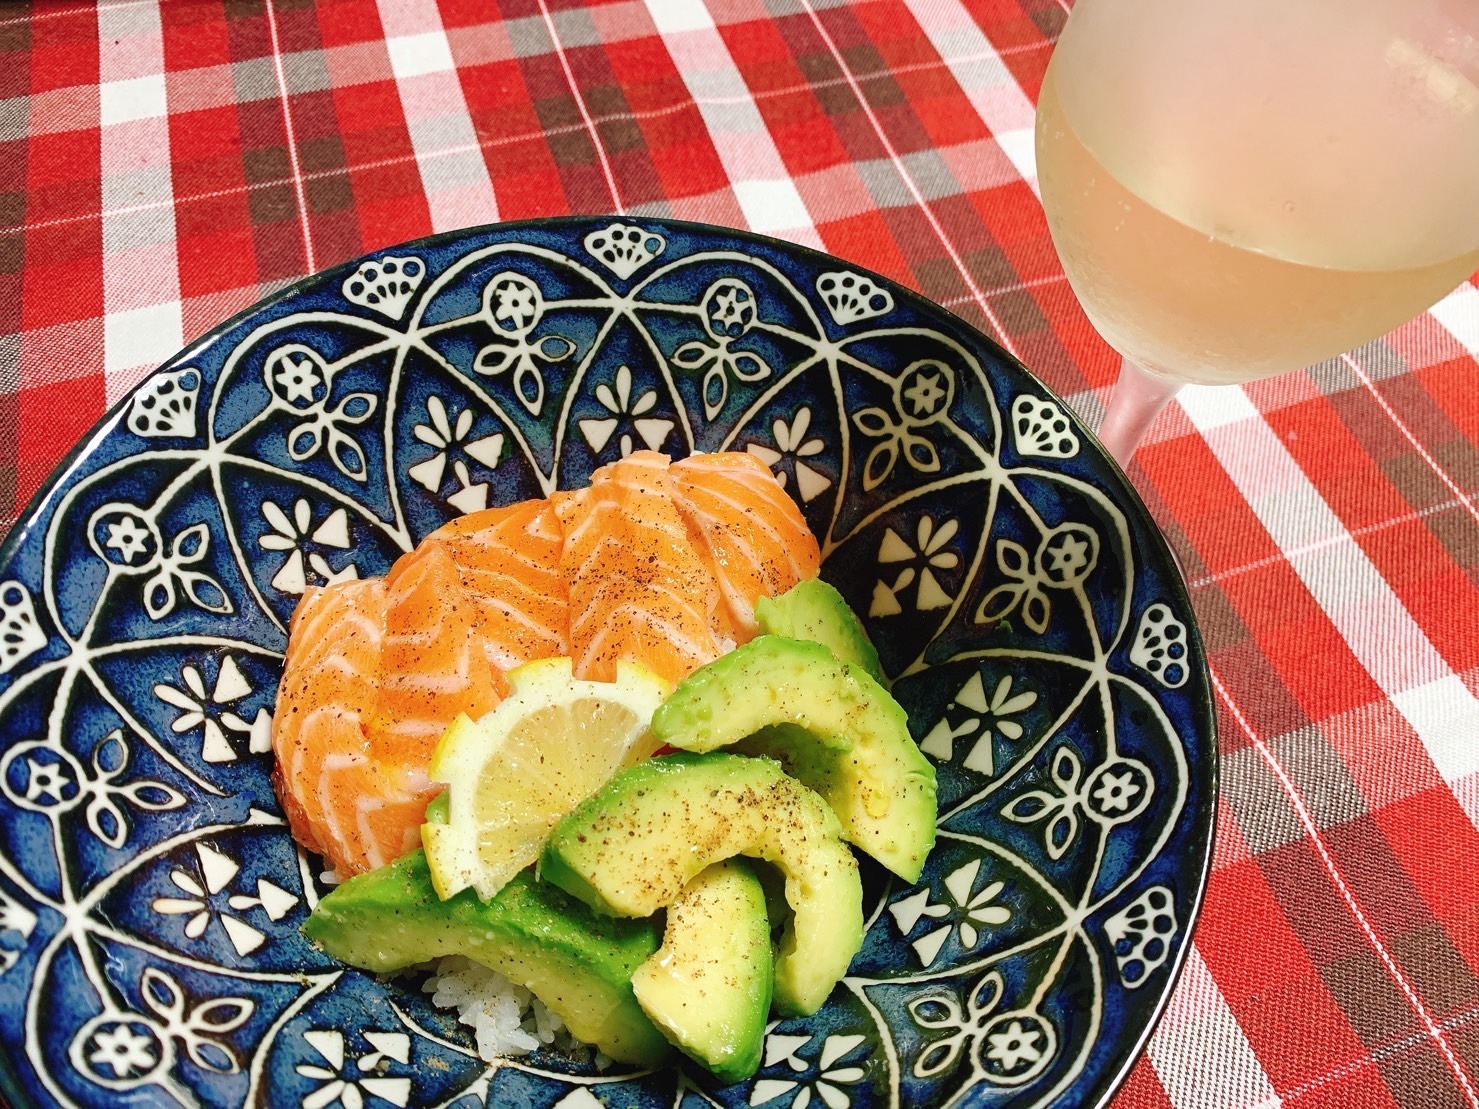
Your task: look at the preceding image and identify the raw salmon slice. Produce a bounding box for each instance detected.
[272,578,434,876]
[274,513,576,877]
[425,499,569,673]
[671,452,821,639]
[372,540,505,756]
[554,451,731,686]
[273,503,574,877]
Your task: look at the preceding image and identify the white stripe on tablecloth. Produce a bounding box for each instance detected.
[263,0,316,274]
[98,2,182,405]
[640,0,823,249]
[894,0,1040,190]
[1429,281,1479,358]
[1147,944,1282,1109]
[1177,382,1479,821]
[376,0,499,232]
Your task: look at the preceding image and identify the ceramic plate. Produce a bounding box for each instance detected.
[0,218,1215,1109]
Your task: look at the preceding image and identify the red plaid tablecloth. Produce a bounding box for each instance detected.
[5,1,1479,1105]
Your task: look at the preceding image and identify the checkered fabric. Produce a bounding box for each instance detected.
[4,0,1479,1105]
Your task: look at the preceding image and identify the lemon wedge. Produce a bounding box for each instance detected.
[422,656,669,901]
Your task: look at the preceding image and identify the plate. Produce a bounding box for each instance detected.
[0,218,1214,1108]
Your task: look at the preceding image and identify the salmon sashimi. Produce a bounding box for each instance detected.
[554,452,733,686]
[271,577,432,875]
[426,499,568,674]
[373,541,505,756]
[273,449,823,874]
[670,452,821,639]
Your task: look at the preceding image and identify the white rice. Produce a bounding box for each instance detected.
[421,955,611,1067]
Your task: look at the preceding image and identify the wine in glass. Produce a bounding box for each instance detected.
[1035,0,1479,464]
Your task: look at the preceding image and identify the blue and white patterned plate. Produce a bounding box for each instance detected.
[0,218,1214,1109]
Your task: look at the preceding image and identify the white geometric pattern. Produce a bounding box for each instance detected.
[0,581,46,674]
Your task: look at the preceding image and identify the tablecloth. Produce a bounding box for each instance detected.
[4,0,1479,1106]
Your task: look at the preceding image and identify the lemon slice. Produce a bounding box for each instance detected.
[422,656,669,901]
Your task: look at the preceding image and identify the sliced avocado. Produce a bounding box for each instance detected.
[755,578,885,685]
[650,635,937,883]
[302,850,669,1066]
[540,752,862,1017]
[631,858,772,1083]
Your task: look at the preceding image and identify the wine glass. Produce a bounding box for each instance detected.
[1035,0,1479,466]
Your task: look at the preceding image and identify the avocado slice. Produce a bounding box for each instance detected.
[302,850,670,1065]
[755,579,885,685]
[631,858,772,1083]
[540,752,862,1017]
[650,636,937,883]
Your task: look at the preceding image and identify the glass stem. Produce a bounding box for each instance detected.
[1097,359,1183,468]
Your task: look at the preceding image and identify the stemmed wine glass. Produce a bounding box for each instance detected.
[1035,0,1479,466]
